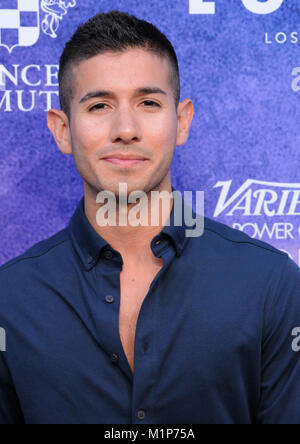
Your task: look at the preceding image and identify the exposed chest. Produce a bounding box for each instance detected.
[118,257,164,372]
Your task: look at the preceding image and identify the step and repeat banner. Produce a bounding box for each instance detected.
[0,0,299,266]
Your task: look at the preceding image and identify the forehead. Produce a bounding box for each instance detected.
[71,48,173,99]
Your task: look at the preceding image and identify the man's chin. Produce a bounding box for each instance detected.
[94,181,150,199]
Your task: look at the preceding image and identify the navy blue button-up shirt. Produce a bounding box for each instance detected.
[0,189,300,424]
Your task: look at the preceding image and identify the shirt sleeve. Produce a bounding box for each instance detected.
[257,256,300,424]
[0,353,25,424]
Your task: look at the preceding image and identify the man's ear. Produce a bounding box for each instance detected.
[47,108,72,155]
[176,99,194,146]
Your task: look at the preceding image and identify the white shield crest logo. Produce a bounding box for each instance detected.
[0,0,40,53]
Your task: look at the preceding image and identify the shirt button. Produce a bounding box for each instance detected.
[105,295,114,304]
[87,256,93,264]
[155,240,161,246]
[110,353,119,364]
[137,410,146,421]
[103,250,113,260]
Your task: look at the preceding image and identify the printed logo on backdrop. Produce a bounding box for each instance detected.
[213,180,300,267]
[41,0,76,39]
[0,0,76,53]
[0,0,40,53]
[0,0,77,112]
[189,0,284,15]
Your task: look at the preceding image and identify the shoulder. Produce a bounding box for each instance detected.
[195,216,300,303]
[203,216,286,256]
[0,228,70,278]
[194,216,295,279]
[0,227,72,344]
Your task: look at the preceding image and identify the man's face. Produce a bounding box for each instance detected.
[67,48,181,197]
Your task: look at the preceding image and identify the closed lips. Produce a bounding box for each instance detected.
[102,154,147,160]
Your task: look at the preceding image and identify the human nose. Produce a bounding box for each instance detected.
[109,106,142,145]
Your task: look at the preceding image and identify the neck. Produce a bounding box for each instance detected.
[83,182,174,262]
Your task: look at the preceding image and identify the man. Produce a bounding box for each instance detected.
[0,10,300,425]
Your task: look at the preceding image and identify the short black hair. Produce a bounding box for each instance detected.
[58,10,181,119]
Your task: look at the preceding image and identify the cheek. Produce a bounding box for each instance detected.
[143,114,177,150]
[71,115,107,154]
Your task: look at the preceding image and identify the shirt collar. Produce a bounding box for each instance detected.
[69,198,109,270]
[69,186,193,270]
[158,186,191,257]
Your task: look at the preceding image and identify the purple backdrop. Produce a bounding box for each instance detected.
[0,0,299,266]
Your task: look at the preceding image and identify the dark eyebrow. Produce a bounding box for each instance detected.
[79,90,112,104]
[79,87,167,104]
[136,87,167,96]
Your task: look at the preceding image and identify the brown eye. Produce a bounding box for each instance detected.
[89,103,108,112]
[142,100,160,107]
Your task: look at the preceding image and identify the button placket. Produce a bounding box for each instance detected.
[110,353,119,364]
[105,295,115,304]
[137,410,146,421]
[142,341,149,353]
[103,250,113,260]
